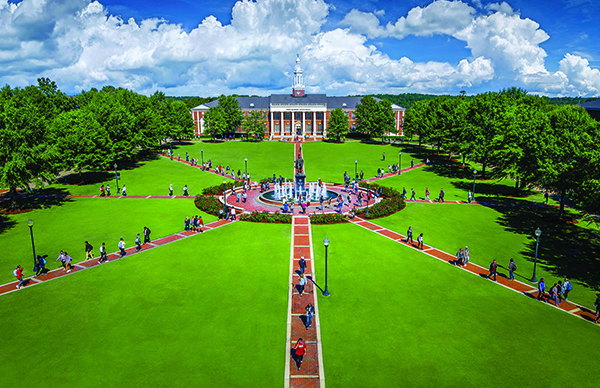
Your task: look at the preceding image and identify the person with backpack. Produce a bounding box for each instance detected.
[407,226,413,245]
[488,259,497,281]
[64,252,73,273]
[14,265,24,289]
[463,246,470,267]
[56,250,66,270]
[305,304,314,329]
[118,238,126,258]
[563,278,573,300]
[144,226,152,244]
[35,255,47,277]
[508,258,517,281]
[291,338,306,370]
[135,234,142,252]
[537,278,546,301]
[99,243,107,264]
[85,241,94,260]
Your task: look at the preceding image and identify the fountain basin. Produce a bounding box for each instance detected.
[259,189,340,205]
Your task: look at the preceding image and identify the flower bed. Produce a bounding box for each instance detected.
[356,183,406,219]
[239,211,292,223]
[309,213,348,224]
[194,195,224,216]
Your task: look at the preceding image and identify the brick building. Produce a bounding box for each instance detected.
[190,55,405,140]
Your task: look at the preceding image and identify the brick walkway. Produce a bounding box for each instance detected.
[349,217,600,326]
[285,216,325,388]
[0,219,233,297]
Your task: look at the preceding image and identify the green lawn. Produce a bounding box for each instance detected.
[0,198,216,283]
[0,222,290,387]
[312,223,600,387]
[372,202,600,308]
[51,154,226,196]
[170,140,295,180]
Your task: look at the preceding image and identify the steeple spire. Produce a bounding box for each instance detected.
[292,54,305,97]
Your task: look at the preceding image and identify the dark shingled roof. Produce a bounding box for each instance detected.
[203,96,270,110]
[270,94,327,104]
[580,99,600,111]
[327,96,368,110]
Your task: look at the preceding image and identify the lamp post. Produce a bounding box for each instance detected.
[355,159,358,180]
[531,228,542,283]
[323,237,330,297]
[201,148,204,165]
[398,151,402,175]
[114,163,120,194]
[366,182,370,217]
[472,170,477,201]
[169,143,173,161]
[27,218,36,268]
[245,157,248,177]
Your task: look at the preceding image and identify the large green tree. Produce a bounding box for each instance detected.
[326,107,349,141]
[203,106,227,140]
[217,94,243,133]
[242,110,267,140]
[355,96,395,140]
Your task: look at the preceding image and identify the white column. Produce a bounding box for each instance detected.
[302,111,306,138]
[324,111,327,136]
[270,111,274,138]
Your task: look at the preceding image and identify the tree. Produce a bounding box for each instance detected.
[403,99,435,147]
[374,99,396,140]
[355,96,395,140]
[203,106,227,140]
[326,107,349,141]
[242,110,267,140]
[164,100,194,142]
[217,94,243,133]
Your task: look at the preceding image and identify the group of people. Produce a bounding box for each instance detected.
[536,277,574,306]
[405,226,425,250]
[184,215,205,232]
[168,184,190,196]
[290,256,315,371]
[100,184,127,196]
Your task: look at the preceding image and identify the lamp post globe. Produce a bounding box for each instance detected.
[27,218,36,267]
[531,227,542,283]
[323,237,330,297]
[355,159,358,180]
[245,157,248,176]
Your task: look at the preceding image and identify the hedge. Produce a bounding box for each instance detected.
[309,213,348,224]
[194,195,224,216]
[239,211,292,224]
[355,183,406,219]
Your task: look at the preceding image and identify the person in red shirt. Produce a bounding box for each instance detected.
[15,265,24,289]
[292,338,306,370]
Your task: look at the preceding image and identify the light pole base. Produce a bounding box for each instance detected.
[323,287,330,297]
[531,275,537,283]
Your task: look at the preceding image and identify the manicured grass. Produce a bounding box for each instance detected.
[302,141,428,183]
[0,198,216,283]
[171,140,295,180]
[51,155,226,196]
[0,222,291,387]
[373,202,600,308]
[311,223,600,388]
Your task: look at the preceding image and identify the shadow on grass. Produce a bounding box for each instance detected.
[490,204,600,291]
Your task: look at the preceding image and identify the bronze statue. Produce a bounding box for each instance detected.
[295,155,304,173]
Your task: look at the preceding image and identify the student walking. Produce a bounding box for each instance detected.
[183,185,189,196]
[563,278,573,300]
[425,187,430,200]
[99,243,107,264]
[508,258,516,280]
[407,226,413,245]
[488,259,497,281]
[299,256,306,275]
[56,250,66,270]
[438,188,445,203]
[456,248,464,266]
[298,274,307,296]
[122,184,127,196]
[463,246,470,267]
[35,255,47,276]
[305,304,314,329]
[144,226,152,243]
[468,190,473,204]
[118,238,126,258]
[594,293,600,322]
[135,234,142,252]
[410,188,416,201]
[292,338,306,370]
[417,233,424,250]
[85,241,94,260]
[169,184,173,196]
[14,265,24,289]
[550,283,560,305]
[64,252,73,273]
[537,278,546,301]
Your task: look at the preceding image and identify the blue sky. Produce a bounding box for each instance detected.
[1,0,599,97]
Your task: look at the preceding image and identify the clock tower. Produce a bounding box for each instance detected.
[292,54,305,97]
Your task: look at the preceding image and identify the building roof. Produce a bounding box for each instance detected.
[270,94,327,104]
[201,96,270,110]
[580,99,600,111]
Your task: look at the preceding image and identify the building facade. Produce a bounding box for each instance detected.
[190,55,405,140]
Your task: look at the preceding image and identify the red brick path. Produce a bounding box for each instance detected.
[286,215,325,387]
[349,217,600,326]
[0,219,233,297]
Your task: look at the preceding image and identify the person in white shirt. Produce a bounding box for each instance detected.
[118,238,126,257]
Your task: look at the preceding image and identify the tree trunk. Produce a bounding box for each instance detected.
[462,154,466,167]
[559,187,566,218]
[482,162,487,180]
[514,179,519,195]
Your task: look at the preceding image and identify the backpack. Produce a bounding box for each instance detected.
[512,263,517,272]
[13,269,18,277]
[40,257,46,265]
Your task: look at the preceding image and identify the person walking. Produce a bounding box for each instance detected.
[305,303,314,329]
[64,252,73,273]
[144,226,152,243]
[118,238,126,258]
[417,233,424,250]
[463,246,470,267]
[106,184,111,196]
[292,338,306,370]
[402,187,407,199]
[563,278,573,300]
[488,259,497,281]
[544,190,549,204]
[382,152,386,161]
[56,250,66,270]
[35,255,47,276]
[99,243,107,264]
[298,274,307,296]
[407,226,413,245]
[169,184,173,196]
[550,283,560,305]
[456,248,464,266]
[594,293,600,322]
[468,190,473,204]
[410,188,416,201]
[135,234,142,252]
[508,258,516,280]
[438,188,445,203]
[85,241,94,260]
[122,184,127,196]
[183,185,189,196]
[411,159,414,168]
[425,187,430,200]
[230,208,236,221]
[299,256,307,275]
[537,278,546,301]
[14,265,24,289]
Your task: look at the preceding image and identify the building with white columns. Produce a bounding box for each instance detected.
[190,55,405,140]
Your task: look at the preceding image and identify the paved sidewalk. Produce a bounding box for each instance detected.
[349,217,600,326]
[0,219,233,297]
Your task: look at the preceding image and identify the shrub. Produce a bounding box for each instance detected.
[239,211,292,223]
[355,183,406,219]
[202,182,246,195]
[309,213,348,224]
[194,195,224,216]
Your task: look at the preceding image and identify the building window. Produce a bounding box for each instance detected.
[284,112,291,120]
[344,111,349,117]
[274,124,280,132]
[317,123,323,134]
[295,112,302,121]
[306,123,312,133]
[285,123,291,133]
[306,112,312,120]
[316,112,323,120]
[352,124,356,131]
[273,112,281,120]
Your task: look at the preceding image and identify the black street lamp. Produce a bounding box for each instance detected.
[245,157,248,177]
[531,228,542,283]
[201,148,204,165]
[169,143,173,161]
[398,151,402,175]
[27,218,36,268]
[354,159,358,180]
[366,182,370,217]
[472,169,478,201]
[114,163,120,194]
[323,237,330,297]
